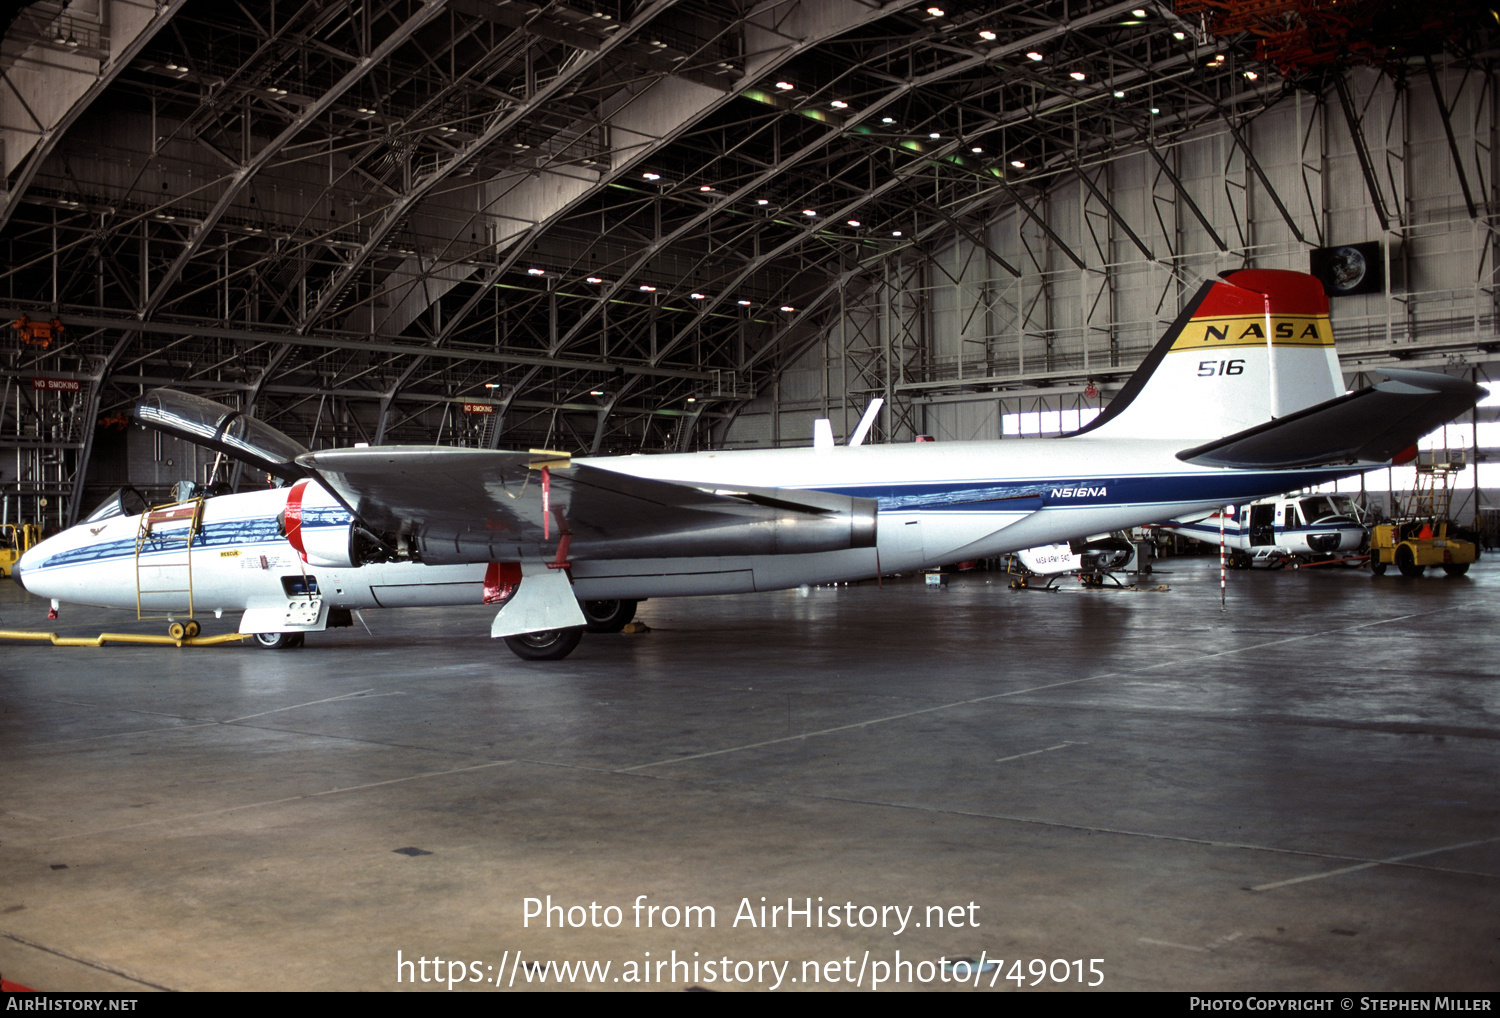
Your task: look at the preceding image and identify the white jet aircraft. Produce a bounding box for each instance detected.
[12,269,1484,659]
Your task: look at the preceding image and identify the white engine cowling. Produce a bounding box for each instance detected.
[282,480,359,568]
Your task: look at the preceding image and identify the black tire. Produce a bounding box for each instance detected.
[504,627,584,661]
[184,619,201,638]
[1443,562,1470,577]
[1370,560,1387,576]
[581,599,637,633]
[252,632,299,650]
[168,622,186,640]
[1396,545,1425,578]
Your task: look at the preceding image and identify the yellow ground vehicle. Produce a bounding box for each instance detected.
[1369,459,1479,577]
[0,523,41,578]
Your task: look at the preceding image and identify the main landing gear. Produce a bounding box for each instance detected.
[503,599,641,661]
[503,627,584,661]
[243,598,641,659]
[580,599,637,633]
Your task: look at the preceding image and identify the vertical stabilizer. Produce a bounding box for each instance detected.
[1075,269,1343,442]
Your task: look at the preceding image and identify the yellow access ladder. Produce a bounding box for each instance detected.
[1400,453,1462,522]
[134,497,205,621]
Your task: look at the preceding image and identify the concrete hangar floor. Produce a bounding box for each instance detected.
[0,557,1495,993]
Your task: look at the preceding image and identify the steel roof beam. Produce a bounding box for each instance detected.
[0,307,719,381]
[0,0,190,233]
[143,0,452,318]
[298,0,683,331]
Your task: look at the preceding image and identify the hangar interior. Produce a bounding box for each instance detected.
[2,0,1499,995]
[0,0,1496,528]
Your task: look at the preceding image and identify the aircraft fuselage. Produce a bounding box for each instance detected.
[17,435,1356,629]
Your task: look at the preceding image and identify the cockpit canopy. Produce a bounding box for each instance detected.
[81,487,148,524]
[134,389,308,481]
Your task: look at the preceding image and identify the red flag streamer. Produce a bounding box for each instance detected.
[541,467,551,540]
[1220,507,1227,612]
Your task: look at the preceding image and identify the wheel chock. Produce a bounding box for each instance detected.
[621,622,651,634]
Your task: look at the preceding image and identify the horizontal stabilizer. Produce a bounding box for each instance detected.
[1176,370,1484,469]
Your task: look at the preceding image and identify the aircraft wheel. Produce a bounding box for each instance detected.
[580,599,637,634]
[1396,545,1426,578]
[168,622,186,640]
[1370,560,1387,576]
[1443,563,1470,577]
[184,620,201,638]
[252,632,300,650]
[504,627,583,661]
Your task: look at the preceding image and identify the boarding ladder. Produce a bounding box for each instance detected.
[134,497,205,621]
[1399,453,1463,523]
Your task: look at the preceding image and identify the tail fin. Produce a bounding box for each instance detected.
[1075,269,1342,442]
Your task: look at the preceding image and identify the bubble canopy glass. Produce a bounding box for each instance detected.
[134,388,309,481]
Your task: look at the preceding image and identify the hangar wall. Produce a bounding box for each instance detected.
[722,64,1499,521]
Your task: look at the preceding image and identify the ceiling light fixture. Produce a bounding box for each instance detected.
[802,209,817,216]
[756,199,770,205]
[926,7,945,16]
[690,292,706,299]
[1070,71,1087,81]
[891,229,903,237]
[780,305,795,312]
[881,116,895,124]
[642,172,661,181]
[774,80,794,90]
[978,29,996,41]
[737,299,752,306]
[830,100,848,109]
[1026,50,1044,61]
[847,219,861,227]
[1010,159,1025,168]
[1132,8,1147,16]
[639,284,657,292]
[527,268,545,276]
[586,276,603,284]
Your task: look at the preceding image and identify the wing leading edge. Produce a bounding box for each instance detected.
[296,446,878,565]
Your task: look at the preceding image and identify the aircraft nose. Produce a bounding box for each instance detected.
[11,557,27,594]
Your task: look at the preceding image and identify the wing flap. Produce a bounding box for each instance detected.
[1176,370,1484,469]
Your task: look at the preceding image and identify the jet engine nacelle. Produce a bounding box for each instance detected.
[282,479,360,568]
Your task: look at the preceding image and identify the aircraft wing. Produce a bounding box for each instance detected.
[1176,370,1484,469]
[296,446,878,565]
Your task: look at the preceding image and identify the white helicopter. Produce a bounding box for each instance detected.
[12,269,1484,659]
[1158,492,1370,568]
